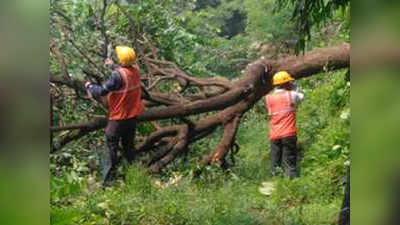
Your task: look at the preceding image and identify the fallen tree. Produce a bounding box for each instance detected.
[50,41,349,172]
[50,0,349,172]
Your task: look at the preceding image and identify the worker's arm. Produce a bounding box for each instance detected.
[291,89,304,105]
[85,71,123,98]
[105,61,119,71]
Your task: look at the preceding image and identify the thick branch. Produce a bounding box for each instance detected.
[149,125,189,173]
[204,116,241,164]
[138,85,253,121]
[136,126,181,154]
[274,43,350,79]
[146,60,232,90]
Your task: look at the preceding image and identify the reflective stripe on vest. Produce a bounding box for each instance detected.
[107,66,144,120]
[265,90,297,140]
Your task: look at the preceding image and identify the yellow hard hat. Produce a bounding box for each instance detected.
[272,71,294,85]
[115,46,136,66]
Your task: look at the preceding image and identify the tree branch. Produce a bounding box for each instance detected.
[100,0,110,59]
[149,125,189,173]
[204,116,241,164]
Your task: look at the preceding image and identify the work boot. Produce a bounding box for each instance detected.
[102,163,118,187]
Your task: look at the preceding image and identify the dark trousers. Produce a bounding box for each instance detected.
[270,135,298,178]
[103,117,137,185]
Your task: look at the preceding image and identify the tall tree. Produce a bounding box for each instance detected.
[276,0,350,51]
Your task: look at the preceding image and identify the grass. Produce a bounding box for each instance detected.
[51,71,349,225]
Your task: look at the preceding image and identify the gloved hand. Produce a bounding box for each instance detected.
[85,81,92,89]
[85,81,93,99]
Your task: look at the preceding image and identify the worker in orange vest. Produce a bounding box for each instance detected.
[265,71,304,178]
[85,46,144,186]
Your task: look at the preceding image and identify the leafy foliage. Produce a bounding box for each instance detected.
[275,0,350,51]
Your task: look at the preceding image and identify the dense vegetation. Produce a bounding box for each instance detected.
[50,0,350,224]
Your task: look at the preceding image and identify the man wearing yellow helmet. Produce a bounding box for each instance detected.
[85,46,144,186]
[265,71,304,178]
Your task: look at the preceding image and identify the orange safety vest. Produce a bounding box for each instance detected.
[106,65,144,120]
[265,90,297,140]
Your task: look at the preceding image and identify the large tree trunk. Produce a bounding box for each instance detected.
[50,43,349,172]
